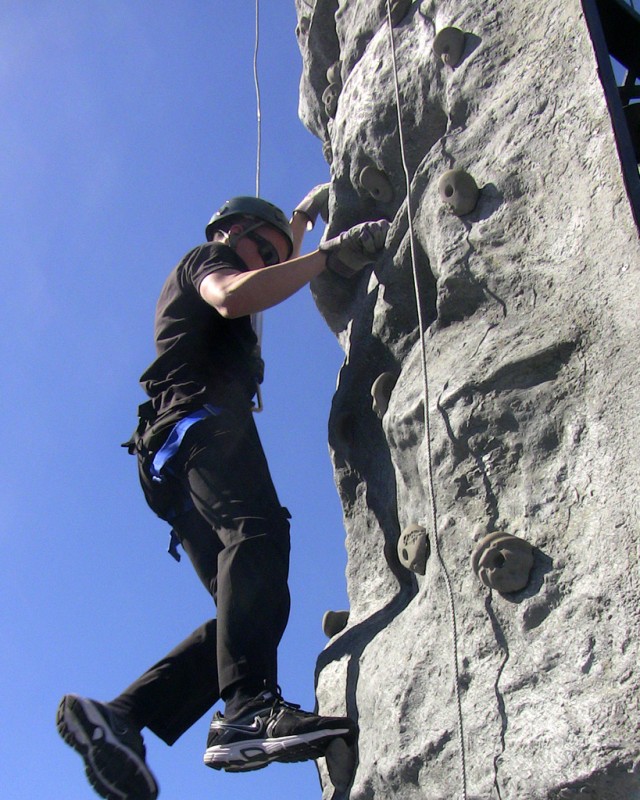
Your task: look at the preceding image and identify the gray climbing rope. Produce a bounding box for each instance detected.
[384,4,468,798]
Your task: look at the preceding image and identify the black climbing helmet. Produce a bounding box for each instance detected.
[206,196,294,257]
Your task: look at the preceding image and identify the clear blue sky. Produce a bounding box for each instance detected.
[0,4,348,798]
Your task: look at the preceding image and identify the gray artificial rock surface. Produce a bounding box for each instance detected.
[295,0,640,797]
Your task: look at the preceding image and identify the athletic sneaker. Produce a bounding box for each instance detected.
[56,694,158,800]
[203,690,356,773]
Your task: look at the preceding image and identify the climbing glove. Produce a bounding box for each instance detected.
[319,219,390,278]
[294,183,330,228]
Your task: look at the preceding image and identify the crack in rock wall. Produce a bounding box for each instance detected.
[295,1,640,798]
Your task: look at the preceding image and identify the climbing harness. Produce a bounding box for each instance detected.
[150,405,223,481]
[385,4,468,798]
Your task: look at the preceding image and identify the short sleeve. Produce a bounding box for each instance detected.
[181,243,248,292]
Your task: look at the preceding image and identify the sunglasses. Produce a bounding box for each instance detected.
[244,230,282,267]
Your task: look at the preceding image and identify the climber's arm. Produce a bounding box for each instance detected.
[199,251,328,319]
[199,216,390,318]
[289,212,309,260]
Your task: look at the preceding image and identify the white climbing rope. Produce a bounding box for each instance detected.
[253,0,262,198]
[252,0,264,410]
[384,4,468,799]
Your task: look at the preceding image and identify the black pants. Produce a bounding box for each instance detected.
[113,409,291,745]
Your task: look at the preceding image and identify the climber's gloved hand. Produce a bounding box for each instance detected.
[293,183,330,228]
[319,219,390,278]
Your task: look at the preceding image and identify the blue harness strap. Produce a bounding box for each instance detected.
[148,404,223,563]
[150,404,223,481]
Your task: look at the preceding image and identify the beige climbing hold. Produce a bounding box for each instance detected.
[323,610,350,637]
[397,524,429,575]
[471,531,534,593]
[359,165,394,203]
[438,168,480,216]
[389,0,413,25]
[322,83,341,119]
[326,61,342,86]
[433,26,466,68]
[371,372,398,419]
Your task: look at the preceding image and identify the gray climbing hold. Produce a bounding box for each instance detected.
[323,610,350,637]
[433,26,466,68]
[389,0,413,25]
[326,61,342,86]
[471,531,535,593]
[371,372,398,419]
[359,165,394,203]
[397,524,429,575]
[438,168,480,216]
[322,140,334,165]
[322,84,341,119]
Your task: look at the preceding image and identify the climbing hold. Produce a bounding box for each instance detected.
[438,168,480,216]
[326,61,342,86]
[471,531,534,593]
[397,524,429,575]
[322,83,341,119]
[323,610,350,638]
[389,0,413,25]
[322,140,334,165]
[296,16,311,38]
[433,27,466,68]
[359,165,394,203]
[371,372,398,419]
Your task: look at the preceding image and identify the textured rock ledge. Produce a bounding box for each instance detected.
[295,0,640,798]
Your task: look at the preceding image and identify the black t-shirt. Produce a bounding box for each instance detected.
[139,242,259,424]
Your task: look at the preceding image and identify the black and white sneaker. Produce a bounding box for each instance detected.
[56,694,158,800]
[203,691,356,773]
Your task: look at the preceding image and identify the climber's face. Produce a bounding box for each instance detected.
[231,223,290,270]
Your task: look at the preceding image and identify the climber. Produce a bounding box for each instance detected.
[56,184,389,800]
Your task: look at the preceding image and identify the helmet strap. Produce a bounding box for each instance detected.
[230,220,263,250]
[215,219,263,251]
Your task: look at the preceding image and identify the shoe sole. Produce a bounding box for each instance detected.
[56,695,158,800]
[203,727,352,773]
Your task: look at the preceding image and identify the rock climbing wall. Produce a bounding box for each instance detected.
[295,0,640,798]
